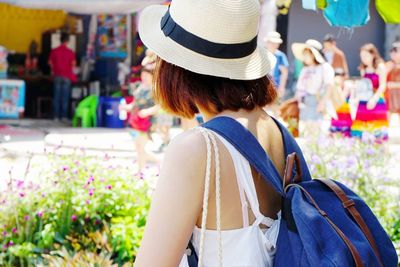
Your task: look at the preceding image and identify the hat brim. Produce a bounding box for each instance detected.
[266,38,283,44]
[139,5,275,80]
[291,43,325,64]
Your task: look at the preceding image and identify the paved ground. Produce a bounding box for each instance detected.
[1,118,400,191]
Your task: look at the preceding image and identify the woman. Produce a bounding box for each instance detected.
[120,61,160,174]
[292,39,335,134]
[351,43,389,141]
[135,0,285,266]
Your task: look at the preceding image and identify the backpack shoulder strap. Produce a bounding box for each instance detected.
[202,116,313,195]
[202,116,284,195]
[270,116,312,182]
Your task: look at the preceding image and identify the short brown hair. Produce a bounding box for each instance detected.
[153,59,277,118]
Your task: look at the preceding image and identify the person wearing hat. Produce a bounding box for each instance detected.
[323,34,349,78]
[135,0,284,266]
[387,42,400,118]
[292,39,335,132]
[265,31,289,98]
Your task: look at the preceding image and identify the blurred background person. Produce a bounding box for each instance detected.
[323,34,349,78]
[120,55,160,174]
[265,31,289,98]
[292,39,335,135]
[351,43,389,141]
[48,32,76,122]
[386,42,400,126]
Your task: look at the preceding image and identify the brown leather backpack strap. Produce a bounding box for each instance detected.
[283,153,302,187]
[316,179,383,267]
[285,183,363,267]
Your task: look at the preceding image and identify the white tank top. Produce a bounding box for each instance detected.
[179,132,281,267]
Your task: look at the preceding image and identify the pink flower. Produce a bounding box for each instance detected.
[16,180,24,188]
[62,166,69,172]
[12,228,17,234]
[8,241,14,246]
[85,200,90,205]
[19,192,25,198]
[37,211,43,218]
[86,176,95,185]
[71,215,77,221]
[3,231,7,237]
[88,188,95,196]
[24,215,30,221]
[106,185,112,190]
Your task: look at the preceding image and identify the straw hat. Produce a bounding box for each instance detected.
[138,0,275,80]
[264,31,283,44]
[292,39,326,64]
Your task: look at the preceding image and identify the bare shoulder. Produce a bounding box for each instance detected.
[167,128,206,156]
[162,128,207,176]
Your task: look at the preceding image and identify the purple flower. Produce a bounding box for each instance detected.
[41,193,46,198]
[37,211,43,218]
[95,219,101,225]
[24,215,30,221]
[3,231,7,237]
[88,188,95,197]
[62,166,69,171]
[86,175,95,185]
[12,228,17,234]
[2,244,7,250]
[311,155,322,165]
[8,241,14,246]
[16,180,24,188]
[85,200,90,205]
[71,215,77,221]
[106,185,112,190]
[19,192,25,198]
[346,157,357,167]
[366,148,375,156]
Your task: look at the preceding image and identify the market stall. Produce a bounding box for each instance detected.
[0,0,162,121]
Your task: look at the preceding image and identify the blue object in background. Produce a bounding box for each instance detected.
[323,0,370,28]
[0,79,25,119]
[97,96,125,128]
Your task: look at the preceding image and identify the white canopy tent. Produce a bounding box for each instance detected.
[0,0,164,14]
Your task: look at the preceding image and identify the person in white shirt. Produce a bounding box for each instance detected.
[292,39,335,127]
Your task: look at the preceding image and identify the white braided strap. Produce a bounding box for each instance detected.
[207,131,223,267]
[197,128,212,267]
[197,127,222,267]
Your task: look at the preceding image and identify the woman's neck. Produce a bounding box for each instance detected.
[199,106,268,123]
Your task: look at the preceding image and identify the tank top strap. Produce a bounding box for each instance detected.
[213,132,274,228]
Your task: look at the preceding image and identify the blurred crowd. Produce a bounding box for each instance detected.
[120,34,400,172]
[265,32,400,141]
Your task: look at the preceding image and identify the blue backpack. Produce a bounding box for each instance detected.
[186,116,398,266]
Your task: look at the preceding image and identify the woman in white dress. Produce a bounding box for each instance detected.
[134,0,285,266]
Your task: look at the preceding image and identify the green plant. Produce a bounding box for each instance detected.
[0,151,154,266]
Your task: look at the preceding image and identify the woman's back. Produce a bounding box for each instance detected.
[179,111,285,266]
[135,0,284,265]
[196,108,285,231]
